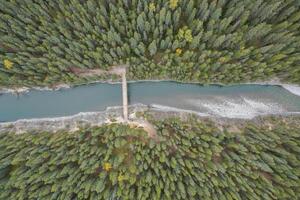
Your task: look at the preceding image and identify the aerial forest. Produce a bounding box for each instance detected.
[0,0,300,87]
[0,116,299,199]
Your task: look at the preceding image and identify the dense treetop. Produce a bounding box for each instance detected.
[0,116,299,199]
[0,0,300,87]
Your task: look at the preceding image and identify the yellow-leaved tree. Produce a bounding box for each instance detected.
[3,59,13,69]
[176,48,182,55]
[149,3,156,12]
[177,26,193,43]
[169,0,179,10]
[103,162,112,172]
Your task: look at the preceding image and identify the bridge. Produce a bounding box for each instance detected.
[110,65,128,122]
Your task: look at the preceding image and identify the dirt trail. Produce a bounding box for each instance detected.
[74,65,128,77]
[129,120,157,139]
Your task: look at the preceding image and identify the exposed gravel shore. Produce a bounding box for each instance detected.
[1,103,299,134]
[0,104,148,134]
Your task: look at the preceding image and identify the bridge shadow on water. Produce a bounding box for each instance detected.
[127,83,132,105]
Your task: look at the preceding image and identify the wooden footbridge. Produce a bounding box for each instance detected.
[110,65,128,122]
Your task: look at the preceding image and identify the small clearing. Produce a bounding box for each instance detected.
[69,65,128,77]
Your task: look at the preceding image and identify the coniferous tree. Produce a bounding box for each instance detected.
[0,0,299,87]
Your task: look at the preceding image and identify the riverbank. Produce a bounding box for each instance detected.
[0,104,148,134]
[1,79,300,97]
[1,103,300,134]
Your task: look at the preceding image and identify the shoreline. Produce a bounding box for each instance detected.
[1,103,300,134]
[1,79,300,133]
[2,101,300,124]
[1,79,300,97]
[0,104,148,134]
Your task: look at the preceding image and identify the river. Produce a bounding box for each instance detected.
[1,81,300,122]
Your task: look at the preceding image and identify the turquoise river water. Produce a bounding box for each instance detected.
[0,81,300,122]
